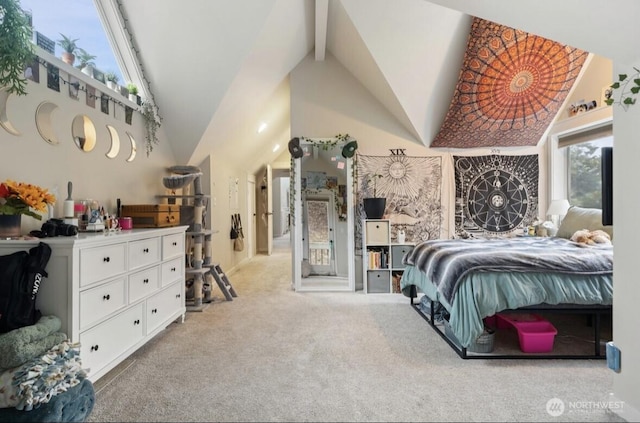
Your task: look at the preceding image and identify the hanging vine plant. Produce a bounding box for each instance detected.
[288,133,358,225]
[605,68,640,108]
[141,100,162,156]
[0,0,35,96]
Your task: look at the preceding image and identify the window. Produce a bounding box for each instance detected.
[556,123,613,209]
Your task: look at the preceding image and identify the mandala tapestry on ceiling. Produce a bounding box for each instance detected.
[432,18,588,148]
[454,154,538,237]
[356,154,442,248]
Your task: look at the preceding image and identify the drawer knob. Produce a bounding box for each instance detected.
[171,267,176,272]
[90,345,99,351]
[151,308,158,314]
[143,278,149,284]
[134,319,140,325]
[143,248,149,253]
[103,257,110,262]
[103,294,111,300]
[172,241,177,246]
[176,294,181,298]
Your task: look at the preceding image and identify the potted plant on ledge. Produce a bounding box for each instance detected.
[57,34,78,66]
[126,82,139,103]
[75,48,96,77]
[105,71,119,91]
[362,173,386,219]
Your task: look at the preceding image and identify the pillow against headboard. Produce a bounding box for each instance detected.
[556,206,613,240]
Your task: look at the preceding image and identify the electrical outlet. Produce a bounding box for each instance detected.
[606,341,621,372]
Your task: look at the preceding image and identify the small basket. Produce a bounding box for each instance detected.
[444,320,495,353]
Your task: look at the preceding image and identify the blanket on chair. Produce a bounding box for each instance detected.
[403,236,613,305]
[0,340,87,411]
[0,377,94,422]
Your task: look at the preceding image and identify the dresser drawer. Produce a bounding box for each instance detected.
[80,303,144,379]
[161,257,183,287]
[146,282,183,335]
[365,220,390,245]
[162,233,185,260]
[129,266,160,304]
[80,278,127,330]
[80,243,127,287]
[129,237,161,271]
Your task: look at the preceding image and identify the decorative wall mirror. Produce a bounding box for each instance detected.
[35,101,60,144]
[292,138,355,292]
[126,132,137,162]
[105,125,121,159]
[71,114,97,152]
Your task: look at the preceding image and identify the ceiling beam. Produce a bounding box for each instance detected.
[315,0,328,61]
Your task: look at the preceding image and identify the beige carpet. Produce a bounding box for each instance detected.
[88,237,623,422]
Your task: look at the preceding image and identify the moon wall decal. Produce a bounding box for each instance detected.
[0,88,22,136]
[126,132,137,162]
[71,115,97,152]
[105,125,121,159]
[35,101,60,145]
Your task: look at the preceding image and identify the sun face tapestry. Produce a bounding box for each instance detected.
[356,154,442,246]
[454,154,538,237]
[432,18,588,148]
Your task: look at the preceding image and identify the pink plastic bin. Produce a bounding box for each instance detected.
[495,313,558,353]
[515,321,558,353]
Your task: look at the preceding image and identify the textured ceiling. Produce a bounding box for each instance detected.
[431,17,588,148]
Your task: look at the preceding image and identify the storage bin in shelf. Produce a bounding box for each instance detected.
[495,313,557,353]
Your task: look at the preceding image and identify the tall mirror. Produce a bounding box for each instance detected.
[292,139,355,291]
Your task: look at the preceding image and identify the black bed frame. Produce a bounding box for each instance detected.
[407,286,612,360]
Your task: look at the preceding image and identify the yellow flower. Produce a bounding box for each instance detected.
[0,179,56,220]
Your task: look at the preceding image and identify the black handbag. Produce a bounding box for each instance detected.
[230,215,239,239]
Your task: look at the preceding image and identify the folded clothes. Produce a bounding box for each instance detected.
[0,340,87,411]
[0,315,62,370]
[0,377,94,422]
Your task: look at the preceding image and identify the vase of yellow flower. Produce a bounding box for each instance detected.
[0,180,56,237]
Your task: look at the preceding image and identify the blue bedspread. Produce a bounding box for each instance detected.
[401,237,613,348]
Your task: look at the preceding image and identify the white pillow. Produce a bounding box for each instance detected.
[556,206,613,240]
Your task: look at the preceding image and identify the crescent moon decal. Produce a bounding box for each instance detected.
[35,101,60,145]
[126,132,137,162]
[0,88,21,136]
[105,125,121,159]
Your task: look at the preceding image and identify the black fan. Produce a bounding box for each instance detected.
[288,137,303,159]
[341,140,358,158]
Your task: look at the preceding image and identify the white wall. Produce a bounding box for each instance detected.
[0,54,177,235]
[611,61,640,421]
[272,176,289,237]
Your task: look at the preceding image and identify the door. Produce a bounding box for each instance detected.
[257,165,274,255]
[247,176,256,259]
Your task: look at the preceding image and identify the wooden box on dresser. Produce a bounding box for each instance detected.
[0,226,187,382]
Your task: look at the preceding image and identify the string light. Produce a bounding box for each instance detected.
[35,56,135,120]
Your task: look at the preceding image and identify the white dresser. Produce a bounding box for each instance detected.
[0,226,187,381]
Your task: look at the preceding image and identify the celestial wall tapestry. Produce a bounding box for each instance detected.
[356,154,442,246]
[454,154,538,237]
[432,18,588,148]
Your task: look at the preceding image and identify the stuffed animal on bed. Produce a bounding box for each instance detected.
[570,229,612,246]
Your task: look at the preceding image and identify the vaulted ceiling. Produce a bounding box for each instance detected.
[96,0,640,171]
